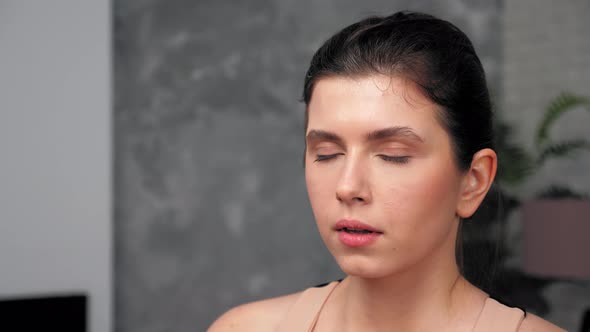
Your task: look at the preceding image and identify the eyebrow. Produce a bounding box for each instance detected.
[365,126,424,143]
[306,126,424,145]
[305,130,344,145]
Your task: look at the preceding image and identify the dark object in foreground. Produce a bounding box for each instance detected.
[0,293,86,332]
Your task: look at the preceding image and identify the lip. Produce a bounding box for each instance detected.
[334,219,383,247]
[334,219,383,233]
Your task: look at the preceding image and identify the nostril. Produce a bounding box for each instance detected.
[336,194,366,203]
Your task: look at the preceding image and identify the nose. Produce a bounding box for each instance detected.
[335,157,371,205]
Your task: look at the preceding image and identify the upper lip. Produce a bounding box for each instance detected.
[334,219,383,233]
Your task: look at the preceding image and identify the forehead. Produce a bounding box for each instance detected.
[306,75,442,130]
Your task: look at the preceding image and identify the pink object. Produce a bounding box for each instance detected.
[337,230,381,247]
[334,219,383,247]
[334,219,383,233]
[522,199,590,279]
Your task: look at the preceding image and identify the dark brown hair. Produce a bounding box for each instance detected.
[302,11,494,171]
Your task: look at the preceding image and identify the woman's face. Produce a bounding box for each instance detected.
[305,75,467,278]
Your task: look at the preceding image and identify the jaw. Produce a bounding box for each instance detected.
[330,218,461,283]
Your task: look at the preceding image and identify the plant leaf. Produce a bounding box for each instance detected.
[536,185,588,199]
[497,145,534,185]
[535,92,590,147]
[536,139,590,166]
[494,120,535,185]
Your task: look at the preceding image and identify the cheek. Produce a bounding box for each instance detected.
[412,168,459,207]
[379,159,462,238]
[305,168,332,218]
[305,168,341,245]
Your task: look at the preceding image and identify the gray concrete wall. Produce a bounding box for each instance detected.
[113,1,502,331]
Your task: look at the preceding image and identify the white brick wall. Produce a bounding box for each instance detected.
[0,2,112,332]
[503,0,590,197]
[503,1,590,330]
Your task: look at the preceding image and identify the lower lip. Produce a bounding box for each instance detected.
[338,231,381,247]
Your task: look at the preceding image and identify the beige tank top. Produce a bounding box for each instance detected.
[277,281,525,332]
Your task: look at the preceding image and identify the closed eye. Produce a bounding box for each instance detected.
[314,153,343,162]
[378,155,410,164]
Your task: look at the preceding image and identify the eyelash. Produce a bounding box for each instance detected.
[314,154,342,162]
[378,155,410,164]
[314,154,410,164]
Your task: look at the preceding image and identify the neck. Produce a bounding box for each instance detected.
[326,237,487,331]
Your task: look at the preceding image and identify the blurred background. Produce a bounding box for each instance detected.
[1,0,589,331]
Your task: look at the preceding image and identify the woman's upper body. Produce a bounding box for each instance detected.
[208,277,565,332]
[209,11,566,332]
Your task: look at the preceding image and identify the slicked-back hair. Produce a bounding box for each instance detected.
[302,11,494,171]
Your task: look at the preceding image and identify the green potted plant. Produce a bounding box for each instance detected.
[519,92,590,279]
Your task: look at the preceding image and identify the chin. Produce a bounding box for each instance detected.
[334,254,400,279]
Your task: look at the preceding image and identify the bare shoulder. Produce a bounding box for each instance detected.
[207,291,302,332]
[518,313,566,332]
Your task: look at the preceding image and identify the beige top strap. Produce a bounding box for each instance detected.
[276,281,339,332]
[473,298,525,332]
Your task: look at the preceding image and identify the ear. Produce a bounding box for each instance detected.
[456,148,498,218]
